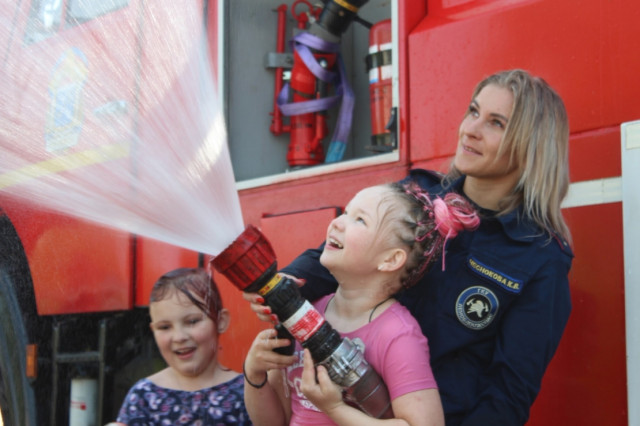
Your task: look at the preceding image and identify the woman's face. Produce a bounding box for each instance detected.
[454,84,519,184]
[150,290,218,379]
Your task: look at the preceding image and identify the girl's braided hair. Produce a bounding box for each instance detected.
[389,181,480,289]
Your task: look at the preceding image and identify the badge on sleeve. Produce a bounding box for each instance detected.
[456,286,499,330]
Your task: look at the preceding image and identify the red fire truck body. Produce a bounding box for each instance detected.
[0,0,638,425]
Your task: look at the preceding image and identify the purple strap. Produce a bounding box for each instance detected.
[326,56,354,163]
[276,32,355,162]
[277,84,341,115]
[294,32,339,83]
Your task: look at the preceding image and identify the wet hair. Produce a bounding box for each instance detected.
[386,182,480,289]
[445,69,571,244]
[149,267,223,320]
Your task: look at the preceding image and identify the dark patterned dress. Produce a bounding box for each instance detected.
[116,374,252,425]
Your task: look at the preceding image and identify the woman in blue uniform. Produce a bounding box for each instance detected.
[251,69,573,425]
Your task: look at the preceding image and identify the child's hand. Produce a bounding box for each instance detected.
[245,328,297,383]
[300,349,344,414]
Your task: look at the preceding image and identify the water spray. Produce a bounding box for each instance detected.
[0,1,243,254]
[211,225,393,419]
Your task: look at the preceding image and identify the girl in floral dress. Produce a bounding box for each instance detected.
[116,267,251,425]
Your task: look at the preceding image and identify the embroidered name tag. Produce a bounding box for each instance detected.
[468,257,523,293]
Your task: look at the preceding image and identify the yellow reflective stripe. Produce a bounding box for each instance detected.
[0,142,130,189]
[258,273,283,296]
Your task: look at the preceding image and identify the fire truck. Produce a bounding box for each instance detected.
[0,0,638,425]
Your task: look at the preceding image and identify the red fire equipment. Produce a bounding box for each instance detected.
[366,19,394,152]
[268,4,289,138]
[270,0,367,168]
[285,39,337,167]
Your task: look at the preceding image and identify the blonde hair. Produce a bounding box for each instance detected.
[446,69,572,245]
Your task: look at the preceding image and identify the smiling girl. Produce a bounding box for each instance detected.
[116,268,252,425]
[242,182,479,426]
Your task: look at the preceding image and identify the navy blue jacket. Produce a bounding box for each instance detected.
[281,169,573,425]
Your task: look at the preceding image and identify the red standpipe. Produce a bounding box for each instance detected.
[286,48,336,167]
[269,4,289,136]
[269,0,334,168]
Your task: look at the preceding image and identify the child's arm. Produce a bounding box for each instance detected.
[243,328,297,426]
[300,349,444,426]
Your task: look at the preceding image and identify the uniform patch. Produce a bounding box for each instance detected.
[467,257,522,293]
[456,286,499,330]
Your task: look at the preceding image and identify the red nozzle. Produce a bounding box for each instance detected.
[211,225,278,292]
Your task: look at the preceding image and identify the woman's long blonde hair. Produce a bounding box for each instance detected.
[446,69,572,245]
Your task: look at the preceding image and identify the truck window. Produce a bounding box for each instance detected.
[66,0,129,25]
[25,0,64,43]
[24,0,130,43]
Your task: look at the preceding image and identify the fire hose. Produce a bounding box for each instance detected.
[211,225,393,419]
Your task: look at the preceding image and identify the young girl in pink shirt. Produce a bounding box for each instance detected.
[243,181,479,425]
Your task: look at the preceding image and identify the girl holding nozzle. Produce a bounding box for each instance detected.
[243,182,479,425]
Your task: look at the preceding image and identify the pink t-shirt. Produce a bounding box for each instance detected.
[287,294,437,425]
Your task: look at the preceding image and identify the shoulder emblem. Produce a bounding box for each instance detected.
[455,286,499,330]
